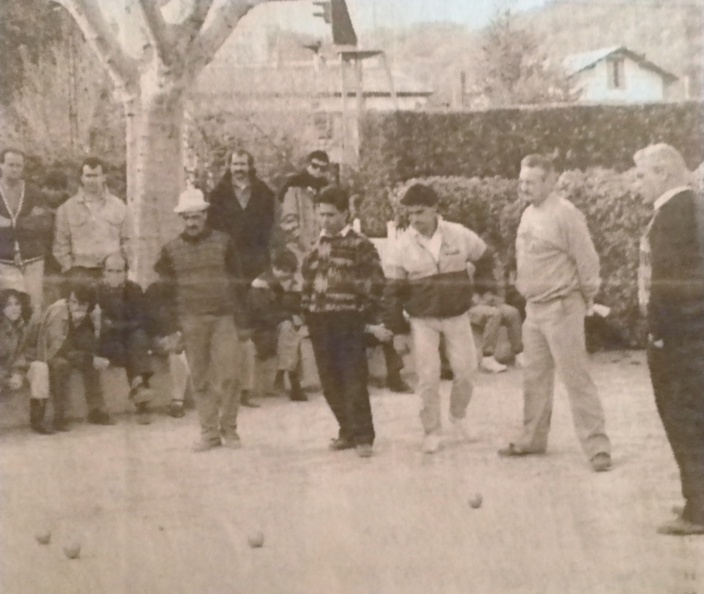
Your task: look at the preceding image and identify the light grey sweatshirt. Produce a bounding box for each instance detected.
[515,194,600,304]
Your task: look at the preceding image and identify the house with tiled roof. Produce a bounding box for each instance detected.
[563,46,678,103]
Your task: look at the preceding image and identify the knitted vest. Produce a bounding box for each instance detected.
[163,231,234,318]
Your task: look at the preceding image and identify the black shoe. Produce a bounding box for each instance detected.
[53,419,71,432]
[329,436,355,451]
[387,377,413,393]
[87,411,115,425]
[169,402,186,418]
[289,388,308,402]
[31,423,55,435]
[440,368,454,381]
[240,391,260,408]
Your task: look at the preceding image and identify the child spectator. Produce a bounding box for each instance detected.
[250,247,306,402]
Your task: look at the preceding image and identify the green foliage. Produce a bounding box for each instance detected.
[378,170,650,345]
[357,101,704,236]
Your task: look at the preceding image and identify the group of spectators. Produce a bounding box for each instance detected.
[1,141,702,536]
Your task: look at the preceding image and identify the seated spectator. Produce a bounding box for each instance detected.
[469,291,524,372]
[30,280,113,430]
[95,253,153,425]
[144,275,191,418]
[250,248,307,402]
[0,289,52,434]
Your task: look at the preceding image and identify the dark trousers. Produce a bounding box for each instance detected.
[648,337,704,524]
[48,354,105,421]
[98,328,152,385]
[308,312,375,445]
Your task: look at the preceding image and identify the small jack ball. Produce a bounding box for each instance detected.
[248,531,264,548]
[469,494,483,509]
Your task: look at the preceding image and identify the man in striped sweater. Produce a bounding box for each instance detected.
[154,188,248,452]
[300,185,390,458]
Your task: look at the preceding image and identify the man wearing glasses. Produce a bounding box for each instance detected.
[278,151,331,251]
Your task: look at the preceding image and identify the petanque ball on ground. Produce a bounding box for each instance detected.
[35,530,51,545]
[248,531,264,548]
[63,542,81,559]
[469,493,483,509]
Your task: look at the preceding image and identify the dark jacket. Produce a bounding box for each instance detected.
[648,188,704,340]
[96,280,149,337]
[249,271,302,359]
[208,173,275,282]
[0,183,53,263]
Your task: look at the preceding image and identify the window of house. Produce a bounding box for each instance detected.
[607,57,626,90]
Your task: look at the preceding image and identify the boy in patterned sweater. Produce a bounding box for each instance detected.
[300,186,390,458]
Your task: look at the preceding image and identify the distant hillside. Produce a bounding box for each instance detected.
[359,0,704,105]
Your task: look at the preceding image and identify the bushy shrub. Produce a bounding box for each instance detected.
[357,101,704,235]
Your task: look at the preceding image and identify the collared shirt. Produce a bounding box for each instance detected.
[53,189,132,272]
[232,181,252,210]
[408,221,443,263]
[638,185,693,314]
[320,225,352,239]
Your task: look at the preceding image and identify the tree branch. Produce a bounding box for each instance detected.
[137,0,177,66]
[183,0,274,79]
[53,0,139,92]
[181,0,214,41]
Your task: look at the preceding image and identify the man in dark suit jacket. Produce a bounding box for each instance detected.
[208,149,275,407]
[634,143,704,536]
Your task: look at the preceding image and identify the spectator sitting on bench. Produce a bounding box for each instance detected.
[144,274,191,418]
[469,291,524,373]
[95,253,153,425]
[250,247,307,402]
[0,288,53,434]
[30,279,113,431]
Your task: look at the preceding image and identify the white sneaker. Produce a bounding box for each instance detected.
[450,416,471,441]
[422,434,441,454]
[514,353,525,368]
[481,356,507,373]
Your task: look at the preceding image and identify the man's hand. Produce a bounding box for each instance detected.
[291,314,304,328]
[7,372,24,391]
[367,324,393,343]
[92,356,110,370]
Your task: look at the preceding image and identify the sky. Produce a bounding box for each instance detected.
[347,0,549,31]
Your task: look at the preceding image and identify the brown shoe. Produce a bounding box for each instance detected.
[329,437,355,451]
[657,517,704,536]
[192,438,222,453]
[590,452,612,472]
[356,444,373,458]
[498,443,545,457]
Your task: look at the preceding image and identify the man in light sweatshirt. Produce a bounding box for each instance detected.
[498,154,612,472]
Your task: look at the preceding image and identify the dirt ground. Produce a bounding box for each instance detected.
[1,349,702,594]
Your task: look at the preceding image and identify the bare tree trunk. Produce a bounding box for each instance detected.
[126,80,186,286]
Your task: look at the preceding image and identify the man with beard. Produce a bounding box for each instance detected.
[208,150,275,408]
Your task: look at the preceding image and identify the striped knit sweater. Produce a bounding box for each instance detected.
[154,229,247,327]
[300,228,385,323]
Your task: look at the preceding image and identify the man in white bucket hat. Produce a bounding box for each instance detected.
[154,187,249,451]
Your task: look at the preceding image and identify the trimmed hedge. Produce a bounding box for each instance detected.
[358,101,704,236]
[385,170,650,346]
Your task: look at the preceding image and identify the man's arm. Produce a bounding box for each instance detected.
[566,209,601,304]
[381,239,409,334]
